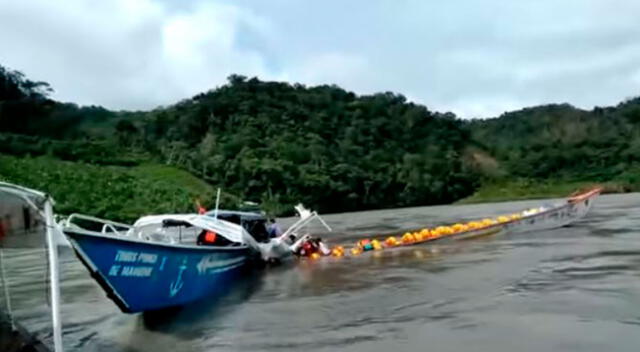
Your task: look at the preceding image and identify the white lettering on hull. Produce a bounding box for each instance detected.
[196,256,245,275]
[120,266,153,277]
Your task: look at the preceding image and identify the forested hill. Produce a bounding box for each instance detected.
[139,75,477,212]
[1,64,639,220]
[467,100,640,181]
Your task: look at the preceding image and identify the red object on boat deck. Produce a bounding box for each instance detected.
[204,231,217,243]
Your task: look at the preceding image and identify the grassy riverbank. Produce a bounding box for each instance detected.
[0,154,229,222]
[459,178,637,204]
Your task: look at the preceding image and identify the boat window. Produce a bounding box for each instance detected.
[243,219,270,243]
[162,219,193,228]
[216,214,242,225]
[135,223,197,243]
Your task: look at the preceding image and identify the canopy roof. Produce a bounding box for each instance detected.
[0,181,52,208]
[132,214,246,244]
[205,209,267,222]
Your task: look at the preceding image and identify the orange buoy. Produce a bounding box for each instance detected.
[351,248,362,256]
[497,216,510,223]
[482,218,495,226]
[467,221,482,229]
[332,247,344,257]
[385,236,398,246]
[310,252,321,260]
[435,226,453,236]
[401,232,415,244]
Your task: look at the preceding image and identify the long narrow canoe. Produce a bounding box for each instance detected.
[332,187,602,257]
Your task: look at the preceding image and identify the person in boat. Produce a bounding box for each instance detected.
[292,235,330,257]
[195,199,207,215]
[267,218,283,238]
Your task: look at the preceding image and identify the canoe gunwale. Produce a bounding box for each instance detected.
[393,187,601,248]
[62,227,251,252]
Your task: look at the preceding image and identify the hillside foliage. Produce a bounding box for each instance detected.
[1,64,639,220]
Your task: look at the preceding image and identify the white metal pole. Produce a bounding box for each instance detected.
[213,188,221,221]
[44,199,64,352]
[315,213,333,232]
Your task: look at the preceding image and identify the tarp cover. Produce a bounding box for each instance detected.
[132,214,247,244]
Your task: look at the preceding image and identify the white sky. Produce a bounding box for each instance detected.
[1,0,639,117]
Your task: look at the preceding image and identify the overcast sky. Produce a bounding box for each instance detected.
[1,0,639,117]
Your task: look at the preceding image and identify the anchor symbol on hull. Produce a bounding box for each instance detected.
[170,258,187,297]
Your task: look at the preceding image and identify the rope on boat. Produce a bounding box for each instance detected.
[309,207,551,260]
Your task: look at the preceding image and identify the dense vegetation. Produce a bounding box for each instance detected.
[468,102,640,181]
[1,64,639,220]
[0,155,218,222]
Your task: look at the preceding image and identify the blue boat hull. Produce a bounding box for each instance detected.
[64,230,252,313]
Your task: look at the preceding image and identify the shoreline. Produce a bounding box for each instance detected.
[458,179,634,205]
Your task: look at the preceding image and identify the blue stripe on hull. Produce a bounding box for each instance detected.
[64,231,251,313]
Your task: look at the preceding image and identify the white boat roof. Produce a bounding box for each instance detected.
[132,214,246,244]
[0,181,52,205]
[205,209,266,221]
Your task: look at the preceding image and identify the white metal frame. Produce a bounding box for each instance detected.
[0,182,64,352]
[65,213,132,236]
[279,204,332,242]
[0,246,13,329]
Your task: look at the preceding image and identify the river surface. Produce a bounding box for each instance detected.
[2,194,640,351]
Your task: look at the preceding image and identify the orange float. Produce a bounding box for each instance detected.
[385,236,399,246]
[331,246,345,257]
[467,221,482,229]
[401,232,415,244]
[481,218,496,227]
[497,216,510,223]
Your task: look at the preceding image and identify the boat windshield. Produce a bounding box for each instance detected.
[207,211,270,243]
[131,220,200,244]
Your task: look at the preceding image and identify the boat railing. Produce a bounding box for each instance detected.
[101,223,124,235]
[279,208,332,242]
[64,213,132,236]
